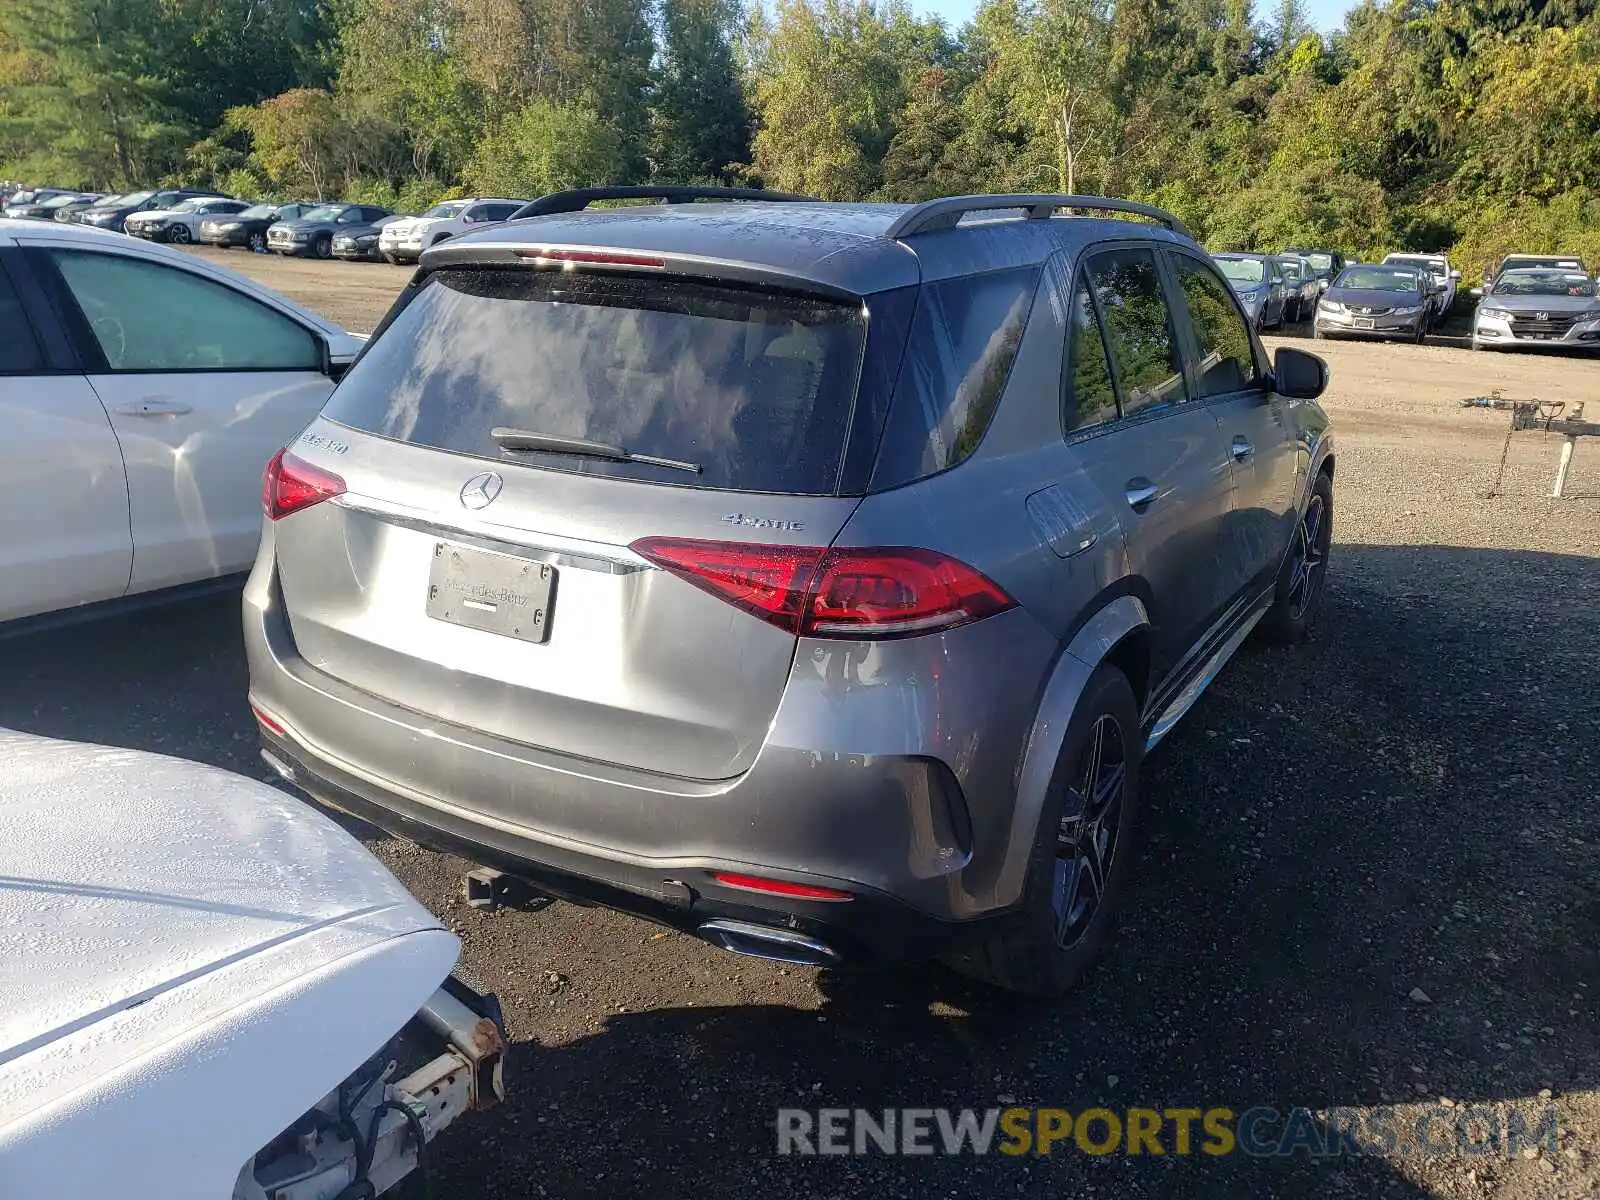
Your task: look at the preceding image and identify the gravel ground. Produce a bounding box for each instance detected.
[4,249,1596,1198]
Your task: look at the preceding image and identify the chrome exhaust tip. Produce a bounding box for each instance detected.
[698,919,841,968]
[260,748,296,784]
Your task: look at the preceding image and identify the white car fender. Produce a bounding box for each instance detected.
[0,930,459,1199]
[0,732,464,1199]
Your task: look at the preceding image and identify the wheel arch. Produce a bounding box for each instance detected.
[993,593,1152,911]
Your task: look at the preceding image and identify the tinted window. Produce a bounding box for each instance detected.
[1064,275,1117,433]
[0,265,42,373]
[1085,248,1187,416]
[323,268,869,495]
[362,207,390,223]
[484,203,520,222]
[872,266,1038,487]
[49,251,320,372]
[1173,255,1259,398]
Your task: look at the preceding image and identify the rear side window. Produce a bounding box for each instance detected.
[871,266,1038,489]
[1084,248,1187,416]
[323,268,870,495]
[1063,276,1118,432]
[0,265,42,373]
[1171,254,1260,397]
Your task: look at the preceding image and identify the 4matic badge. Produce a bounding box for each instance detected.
[722,512,806,533]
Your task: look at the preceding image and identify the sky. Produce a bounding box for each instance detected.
[909,0,1353,34]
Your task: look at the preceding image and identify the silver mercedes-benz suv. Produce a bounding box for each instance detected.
[246,188,1335,996]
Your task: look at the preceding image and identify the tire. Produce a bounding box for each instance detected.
[247,230,266,253]
[312,233,332,260]
[942,664,1143,997]
[1260,470,1333,645]
[167,223,191,245]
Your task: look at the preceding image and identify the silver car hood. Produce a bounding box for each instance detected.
[1482,293,1598,314]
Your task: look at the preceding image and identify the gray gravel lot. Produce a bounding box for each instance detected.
[5,252,1596,1198]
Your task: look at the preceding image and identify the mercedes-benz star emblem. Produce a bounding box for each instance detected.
[459,471,504,510]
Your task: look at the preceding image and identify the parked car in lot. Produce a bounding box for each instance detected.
[268,202,394,259]
[1471,267,1600,353]
[1314,263,1434,342]
[1276,254,1320,321]
[1491,252,1585,284]
[1382,252,1460,317]
[248,187,1335,998]
[72,188,229,233]
[1283,247,1345,294]
[334,213,407,261]
[2,188,76,216]
[49,193,106,222]
[0,218,364,626]
[0,729,504,1199]
[199,200,318,252]
[378,198,527,264]
[3,190,99,220]
[125,195,252,244]
[1214,251,1288,329]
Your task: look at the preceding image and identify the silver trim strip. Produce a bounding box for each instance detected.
[332,492,652,575]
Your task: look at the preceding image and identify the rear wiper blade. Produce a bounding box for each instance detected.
[490,428,702,474]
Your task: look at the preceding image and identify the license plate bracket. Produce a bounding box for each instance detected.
[426,542,555,644]
[1353,317,1376,330]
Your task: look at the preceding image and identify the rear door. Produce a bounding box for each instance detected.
[0,248,131,622]
[271,265,881,782]
[1164,247,1299,603]
[1060,243,1234,683]
[35,245,334,593]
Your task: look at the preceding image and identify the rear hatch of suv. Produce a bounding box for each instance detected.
[269,264,895,781]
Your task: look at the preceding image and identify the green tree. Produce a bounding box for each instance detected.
[464,98,629,195]
[650,0,751,182]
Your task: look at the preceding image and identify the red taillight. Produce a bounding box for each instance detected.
[629,538,1014,640]
[712,872,855,901]
[264,448,345,521]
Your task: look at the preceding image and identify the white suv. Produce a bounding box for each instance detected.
[377,197,526,264]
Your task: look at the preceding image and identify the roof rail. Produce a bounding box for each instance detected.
[509,186,817,221]
[884,194,1191,240]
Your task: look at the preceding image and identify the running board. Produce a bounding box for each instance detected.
[1144,607,1267,751]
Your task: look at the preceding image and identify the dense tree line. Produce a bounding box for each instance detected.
[2,0,1598,274]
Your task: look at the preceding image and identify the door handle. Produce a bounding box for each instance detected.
[114,397,193,417]
[1124,479,1159,511]
[1230,436,1254,461]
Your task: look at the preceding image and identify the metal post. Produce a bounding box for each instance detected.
[1550,435,1577,499]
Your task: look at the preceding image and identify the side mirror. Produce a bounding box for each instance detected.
[1273,346,1328,401]
[1450,269,1461,280]
[316,336,348,381]
[1469,286,1483,298]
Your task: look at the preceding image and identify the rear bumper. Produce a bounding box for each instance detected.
[243,559,1058,959]
[257,728,966,964]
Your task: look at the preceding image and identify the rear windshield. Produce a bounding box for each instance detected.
[324,268,870,495]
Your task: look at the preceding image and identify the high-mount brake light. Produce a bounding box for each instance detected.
[515,248,668,270]
[629,538,1014,640]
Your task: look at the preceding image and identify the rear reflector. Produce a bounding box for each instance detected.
[712,872,855,901]
[264,448,346,521]
[630,538,1013,640]
[516,248,667,270]
[251,704,286,737]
